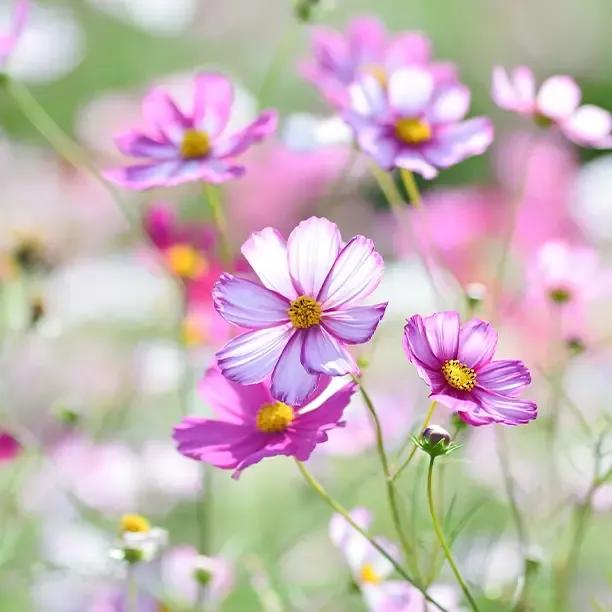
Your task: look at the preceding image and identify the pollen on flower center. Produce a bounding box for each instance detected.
[180,129,211,159]
[120,513,150,533]
[359,563,382,585]
[256,402,295,433]
[288,296,322,329]
[394,118,432,145]
[441,359,477,391]
[165,244,207,278]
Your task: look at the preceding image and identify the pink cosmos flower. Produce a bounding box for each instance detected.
[104,72,277,190]
[0,431,21,462]
[301,16,456,109]
[173,365,355,478]
[212,216,387,406]
[0,0,29,64]
[344,67,493,178]
[492,66,612,148]
[403,311,537,426]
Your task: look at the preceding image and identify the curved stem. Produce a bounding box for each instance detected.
[295,460,448,612]
[427,457,480,612]
[400,168,422,208]
[369,162,405,218]
[203,184,232,264]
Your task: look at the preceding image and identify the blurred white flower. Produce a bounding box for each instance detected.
[573,154,612,242]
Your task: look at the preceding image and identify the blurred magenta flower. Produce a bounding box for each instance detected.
[492,66,611,148]
[0,0,29,64]
[173,365,356,478]
[0,431,21,462]
[344,67,493,178]
[213,217,387,405]
[403,311,537,426]
[301,16,456,109]
[104,72,277,190]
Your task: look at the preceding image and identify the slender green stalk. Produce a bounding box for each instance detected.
[126,565,138,612]
[368,162,405,217]
[295,460,448,612]
[203,184,232,264]
[400,168,422,208]
[427,457,480,612]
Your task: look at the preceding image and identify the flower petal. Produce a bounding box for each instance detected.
[288,217,342,297]
[388,67,434,116]
[561,105,612,148]
[403,314,441,371]
[193,72,233,137]
[491,66,535,114]
[537,76,581,120]
[470,388,538,425]
[322,304,387,344]
[114,130,177,160]
[386,32,431,68]
[142,88,189,144]
[348,76,388,118]
[423,311,460,362]
[427,83,471,124]
[213,110,277,158]
[103,160,188,191]
[212,273,290,329]
[216,324,294,385]
[476,360,532,396]
[301,326,357,376]
[395,150,439,179]
[457,319,498,369]
[318,236,384,309]
[241,227,297,299]
[295,381,356,429]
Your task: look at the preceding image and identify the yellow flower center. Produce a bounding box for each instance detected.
[256,402,295,433]
[362,63,388,87]
[394,118,432,145]
[441,359,477,392]
[288,296,322,329]
[165,244,207,278]
[180,129,211,159]
[120,514,150,533]
[359,563,382,585]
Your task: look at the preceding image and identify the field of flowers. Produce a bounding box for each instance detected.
[1,1,611,610]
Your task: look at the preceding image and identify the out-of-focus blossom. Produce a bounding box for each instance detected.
[0,0,28,64]
[492,66,612,148]
[403,311,537,425]
[104,72,277,190]
[109,514,168,564]
[301,16,456,109]
[345,67,493,178]
[173,364,355,478]
[282,113,353,151]
[213,217,387,405]
[0,430,21,462]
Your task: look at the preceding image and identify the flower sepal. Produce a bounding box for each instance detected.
[412,425,461,459]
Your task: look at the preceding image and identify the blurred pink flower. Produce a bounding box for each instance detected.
[173,365,355,478]
[344,67,493,178]
[104,72,277,190]
[213,217,387,405]
[403,311,537,425]
[0,430,21,462]
[301,16,456,109]
[0,0,29,63]
[492,66,612,148]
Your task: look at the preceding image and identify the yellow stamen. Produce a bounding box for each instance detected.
[180,129,211,159]
[165,244,207,278]
[441,359,476,392]
[288,296,322,329]
[256,402,294,433]
[394,118,432,145]
[362,64,388,87]
[359,563,382,584]
[120,514,150,533]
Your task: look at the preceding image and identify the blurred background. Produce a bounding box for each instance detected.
[1,0,612,610]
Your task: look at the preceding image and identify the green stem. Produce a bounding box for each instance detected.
[295,460,447,612]
[127,565,138,612]
[427,457,480,612]
[400,168,422,208]
[368,162,405,218]
[203,184,232,264]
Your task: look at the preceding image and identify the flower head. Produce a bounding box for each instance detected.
[110,513,167,564]
[344,67,493,178]
[104,72,277,190]
[0,0,29,65]
[213,217,387,406]
[492,66,612,149]
[173,365,356,478]
[403,311,537,426]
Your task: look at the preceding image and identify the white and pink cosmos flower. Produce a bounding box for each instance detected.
[104,72,277,190]
[492,66,612,148]
[344,67,494,179]
[213,216,387,406]
[0,0,29,64]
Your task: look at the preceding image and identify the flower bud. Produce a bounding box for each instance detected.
[422,425,452,446]
[194,567,212,585]
[294,0,319,21]
[123,547,143,564]
[413,424,459,458]
[465,282,486,313]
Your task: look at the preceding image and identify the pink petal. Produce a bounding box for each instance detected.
[395,149,439,179]
[322,304,387,344]
[537,76,581,120]
[144,204,176,249]
[103,160,189,191]
[193,72,233,137]
[423,311,460,362]
[0,432,21,462]
[216,324,294,385]
[271,331,320,406]
[403,314,441,371]
[561,105,612,148]
[213,110,277,158]
[241,227,297,299]
[295,381,356,430]
[301,326,357,376]
[470,388,537,425]
[318,236,384,309]
[427,84,470,124]
[212,273,290,329]
[491,66,535,114]
[476,360,531,396]
[347,16,386,63]
[114,130,177,160]
[288,217,341,297]
[457,319,498,369]
[388,67,434,116]
[348,76,389,118]
[386,32,431,68]
[142,88,189,144]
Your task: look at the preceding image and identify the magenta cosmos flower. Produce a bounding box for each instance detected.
[0,431,21,462]
[301,15,456,109]
[403,311,537,426]
[104,72,277,190]
[173,365,356,478]
[492,66,611,149]
[213,217,387,406]
[344,67,493,179]
[0,0,28,64]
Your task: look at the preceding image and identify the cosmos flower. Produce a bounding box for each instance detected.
[173,364,356,478]
[301,16,456,109]
[104,72,277,190]
[212,216,387,405]
[344,67,493,178]
[492,66,612,148]
[110,514,168,564]
[0,0,29,64]
[403,311,537,426]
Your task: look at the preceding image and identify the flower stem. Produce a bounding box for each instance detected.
[126,565,138,612]
[203,184,232,264]
[368,162,405,218]
[391,400,437,482]
[400,168,422,208]
[295,460,448,612]
[427,456,480,612]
